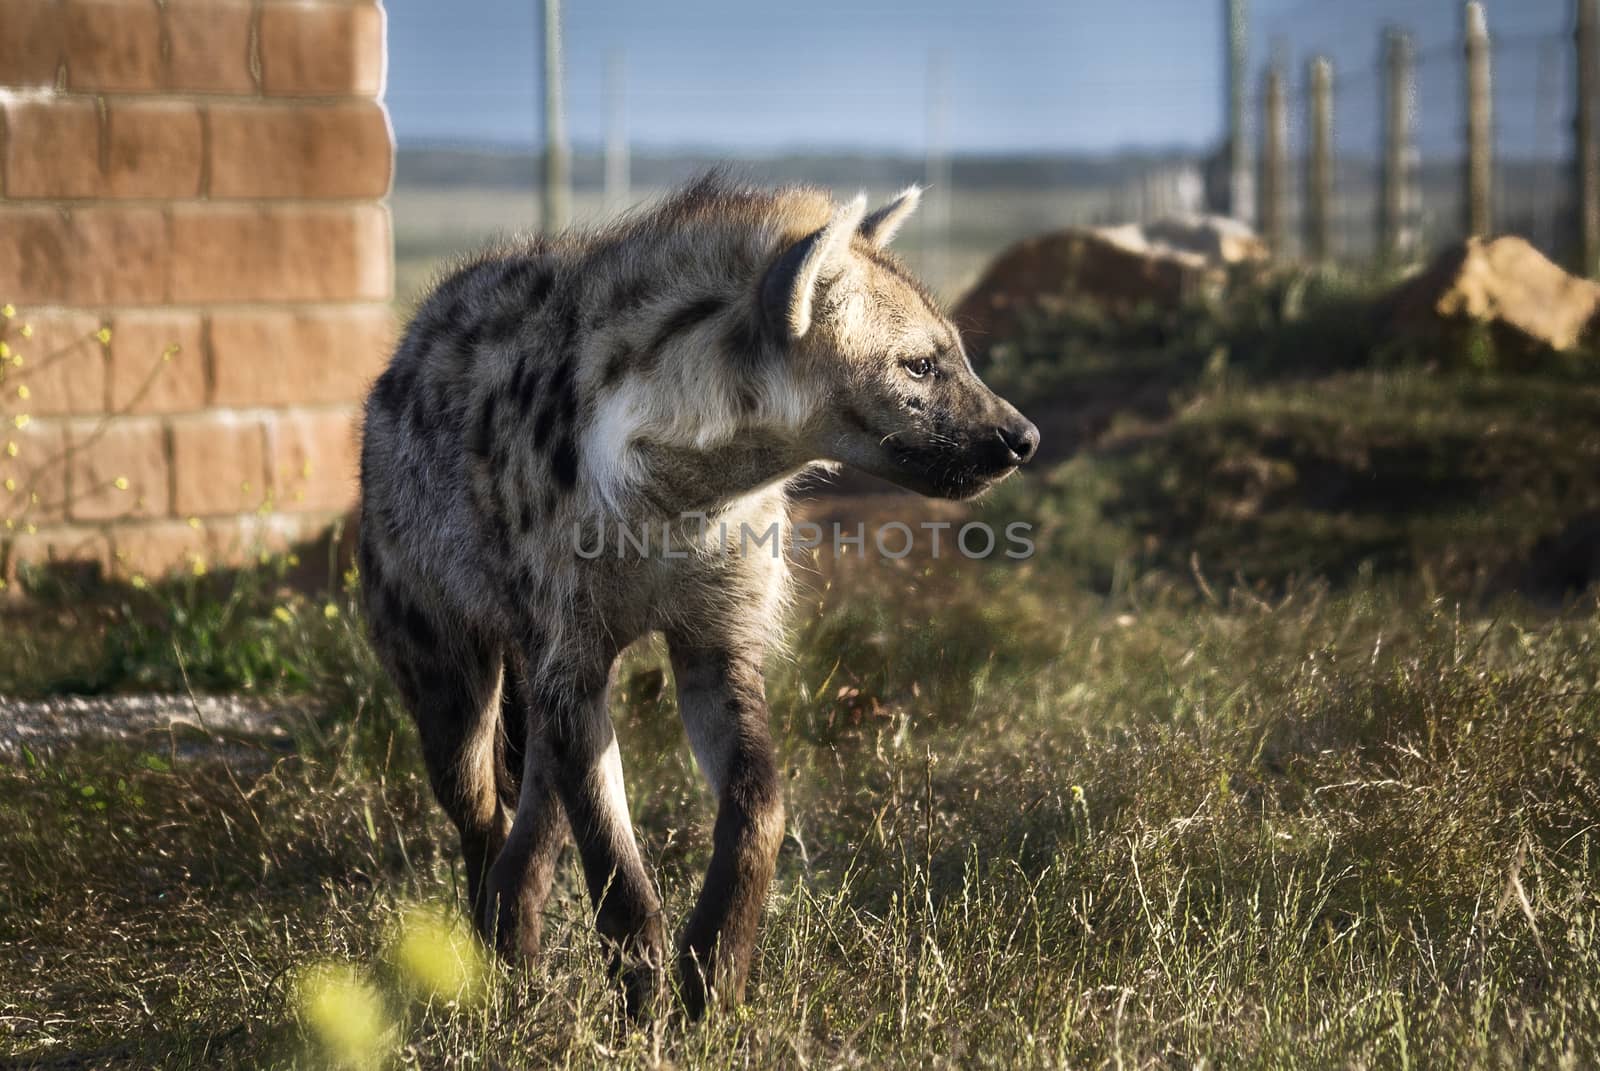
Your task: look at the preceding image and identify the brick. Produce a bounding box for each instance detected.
[64,0,163,92]
[67,205,170,304]
[164,0,255,93]
[0,0,65,88]
[0,206,172,305]
[269,407,358,512]
[0,208,72,305]
[108,311,206,414]
[3,310,105,416]
[4,526,110,590]
[67,416,167,521]
[207,101,392,199]
[259,1,384,96]
[109,518,208,578]
[3,99,202,200]
[171,413,268,516]
[169,203,390,303]
[104,101,204,198]
[2,97,100,198]
[1,418,70,525]
[211,306,391,407]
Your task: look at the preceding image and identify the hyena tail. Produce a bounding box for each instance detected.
[495,653,528,811]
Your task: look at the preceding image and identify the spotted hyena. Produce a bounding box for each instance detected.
[357,173,1038,1018]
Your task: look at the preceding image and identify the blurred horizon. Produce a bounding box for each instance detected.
[386,0,1574,158]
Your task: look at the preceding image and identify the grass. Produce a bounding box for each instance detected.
[4,575,1598,1067]
[4,274,1600,1067]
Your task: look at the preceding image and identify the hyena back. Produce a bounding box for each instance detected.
[358,173,1038,1019]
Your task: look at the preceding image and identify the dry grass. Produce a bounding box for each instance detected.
[4,276,1600,1067]
[1,565,1598,1068]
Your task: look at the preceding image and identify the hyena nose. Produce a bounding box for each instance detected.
[997,421,1040,465]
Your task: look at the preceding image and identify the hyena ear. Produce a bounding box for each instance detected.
[761,193,868,341]
[858,185,922,249]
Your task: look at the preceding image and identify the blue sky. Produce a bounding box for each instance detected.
[384,0,1572,155]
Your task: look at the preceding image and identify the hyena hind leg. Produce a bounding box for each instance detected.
[366,590,509,934]
[481,656,570,964]
[494,658,666,1018]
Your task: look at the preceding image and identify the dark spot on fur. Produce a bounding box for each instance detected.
[532,401,556,452]
[722,312,767,366]
[407,393,431,436]
[551,436,579,490]
[547,358,573,394]
[516,364,543,417]
[401,600,438,649]
[546,288,582,356]
[519,500,535,534]
[647,296,724,359]
[601,342,634,387]
[523,266,555,309]
[533,368,574,452]
[612,274,655,315]
[486,500,513,552]
[472,395,497,458]
[483,303,525,347]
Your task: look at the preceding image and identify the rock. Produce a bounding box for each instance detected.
[1383,236,1600,353]
[953,216,1266,365]
[1138,216,1270,266]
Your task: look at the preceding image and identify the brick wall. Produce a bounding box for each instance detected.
[0,0,393,584]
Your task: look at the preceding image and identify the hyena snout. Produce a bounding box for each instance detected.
[960,396,1040,480]
[990,412,1040,467]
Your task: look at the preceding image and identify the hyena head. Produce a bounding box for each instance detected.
[763,187,1039,500]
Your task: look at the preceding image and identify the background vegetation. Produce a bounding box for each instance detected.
[3,274,1599,1068]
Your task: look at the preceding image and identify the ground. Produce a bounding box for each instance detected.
[2,276,1599,1068]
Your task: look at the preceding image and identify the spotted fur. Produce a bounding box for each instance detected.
[358,172,1038,1020]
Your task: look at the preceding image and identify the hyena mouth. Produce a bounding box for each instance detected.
[888,443,1017,501]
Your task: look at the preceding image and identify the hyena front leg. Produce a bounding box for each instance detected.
[493,654,666,1017]
[667,639,785,1019]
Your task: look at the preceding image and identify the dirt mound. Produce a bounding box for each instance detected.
[953,218,1266,366]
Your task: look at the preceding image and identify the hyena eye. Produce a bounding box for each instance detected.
[901,357,937,380]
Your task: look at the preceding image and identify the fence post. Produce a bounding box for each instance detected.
[1380,28,1417,264]
[1306,56,1335,262]
[604,50,630,217]
[925,49,952,294]
[1225,0,1254,221]
[1464,2,1493,238]
[540,0,570,234]
[1579,0,1600,275]
[1260,63,1288,256]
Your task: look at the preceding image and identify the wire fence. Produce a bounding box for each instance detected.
[389,2,1598,299]
[1223,1,1585,265]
